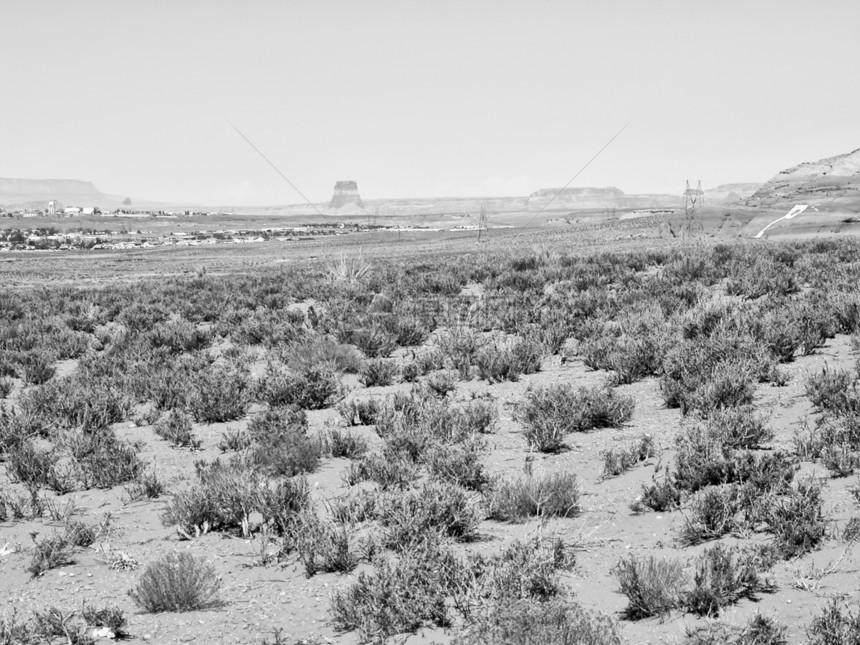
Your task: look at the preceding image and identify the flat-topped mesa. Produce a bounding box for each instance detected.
[329,180,364,210]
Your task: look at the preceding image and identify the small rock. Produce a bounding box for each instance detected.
[92,627,115,639]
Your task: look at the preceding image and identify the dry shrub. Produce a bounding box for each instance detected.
[128,551,221,613]
[515,384,634,453]
[486,470,579,522]
[613,554,687,619]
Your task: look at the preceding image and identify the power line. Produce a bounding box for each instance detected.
[227,120,325,217]
[521,121,631,229]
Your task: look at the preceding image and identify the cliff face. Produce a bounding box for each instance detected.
[0,178,129,209]
[747,148,860,209]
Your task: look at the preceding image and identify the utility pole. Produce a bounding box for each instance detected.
[682,180,704,238]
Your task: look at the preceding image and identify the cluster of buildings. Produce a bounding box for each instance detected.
[0,225,353,253]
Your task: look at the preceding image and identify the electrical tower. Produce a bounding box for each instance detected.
[682,180,704,237]
[477,204,489,242]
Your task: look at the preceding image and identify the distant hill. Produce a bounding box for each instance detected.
[705,183,762,204]
[0,178,131,210]
[747,148,860,210]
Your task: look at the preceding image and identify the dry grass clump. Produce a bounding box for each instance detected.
[614,546,774,621]
[613,554,687,619]
[474,334,543,383]
[359,358,399,387]
[601,435,655,478]
[256,364,343,410]
[330,538,456,642]
[153,409,199,448]
[486,469,579,522]
[128,551,221,612]
[515,384,634,452]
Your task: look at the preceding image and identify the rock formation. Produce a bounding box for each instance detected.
[0,178,130,209]
[328,181,365,213]
[526,186,682,211]
[747,148,860,209]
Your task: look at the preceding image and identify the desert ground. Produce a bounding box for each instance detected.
[3,215,860,645]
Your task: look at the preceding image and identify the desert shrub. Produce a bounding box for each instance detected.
[18,375,131,432]
[702,405,773,449]
[345,452,420,490]
[426,370,458,396]
[683,614,787,645]
[807,598,860,645]
[766,477,826,558]
[359,359,398,387]
[71,430,145,488]
[148,320,212,354]
[515,384,634,452]
[843,516,860,543]
[601,435,655,478]
[821,443,860,477]
[434,326,484,379]
[7,440,77,494]
[580,324,667,385]
[458,395,498,434]
[29,606,94,645]
[412,347,445,374]
[453,598,623,645]
[660,331,773,415]
[81,604,129,639]
[613,554,686,619]
[124,469,166,501]
[330,538,456,642]
[336,398,380,426]
[188,365,250,422]
[375,481,480,548]
[162,460,309,537]
[119,302,169,332]
[292,510,357,577]
[427,439,487,491]
[400,361,420,382]
[459,537,574,610]
[253,427,322,477]
[16,350,57,385]
[474,335,543,383]
[248,404,308,438]
[218,427,252,452]
[326,428,369,459]
[680,485,741,545]
[153,410,200,449]
[673,425,739,493]
[486,470,579,522]
[27,532,75,577]
[246,406,322,476]
[633,477,682,513]
[806,366,860,416]
[0,376,13,398]
[685,544,774,617]
[337,323,398,359]
[128,551,221,612]
[256,364,342,410]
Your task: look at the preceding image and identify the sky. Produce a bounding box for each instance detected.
[2,0,859,206]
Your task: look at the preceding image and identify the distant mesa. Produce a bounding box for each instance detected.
[328,180,365,214]
[747,148,860,209]
[0,178,131,210]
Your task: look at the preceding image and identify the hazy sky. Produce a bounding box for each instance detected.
[2,0,859,205]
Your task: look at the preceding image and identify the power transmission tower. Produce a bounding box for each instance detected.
[477,204,488,242]
[682,180,704,237]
